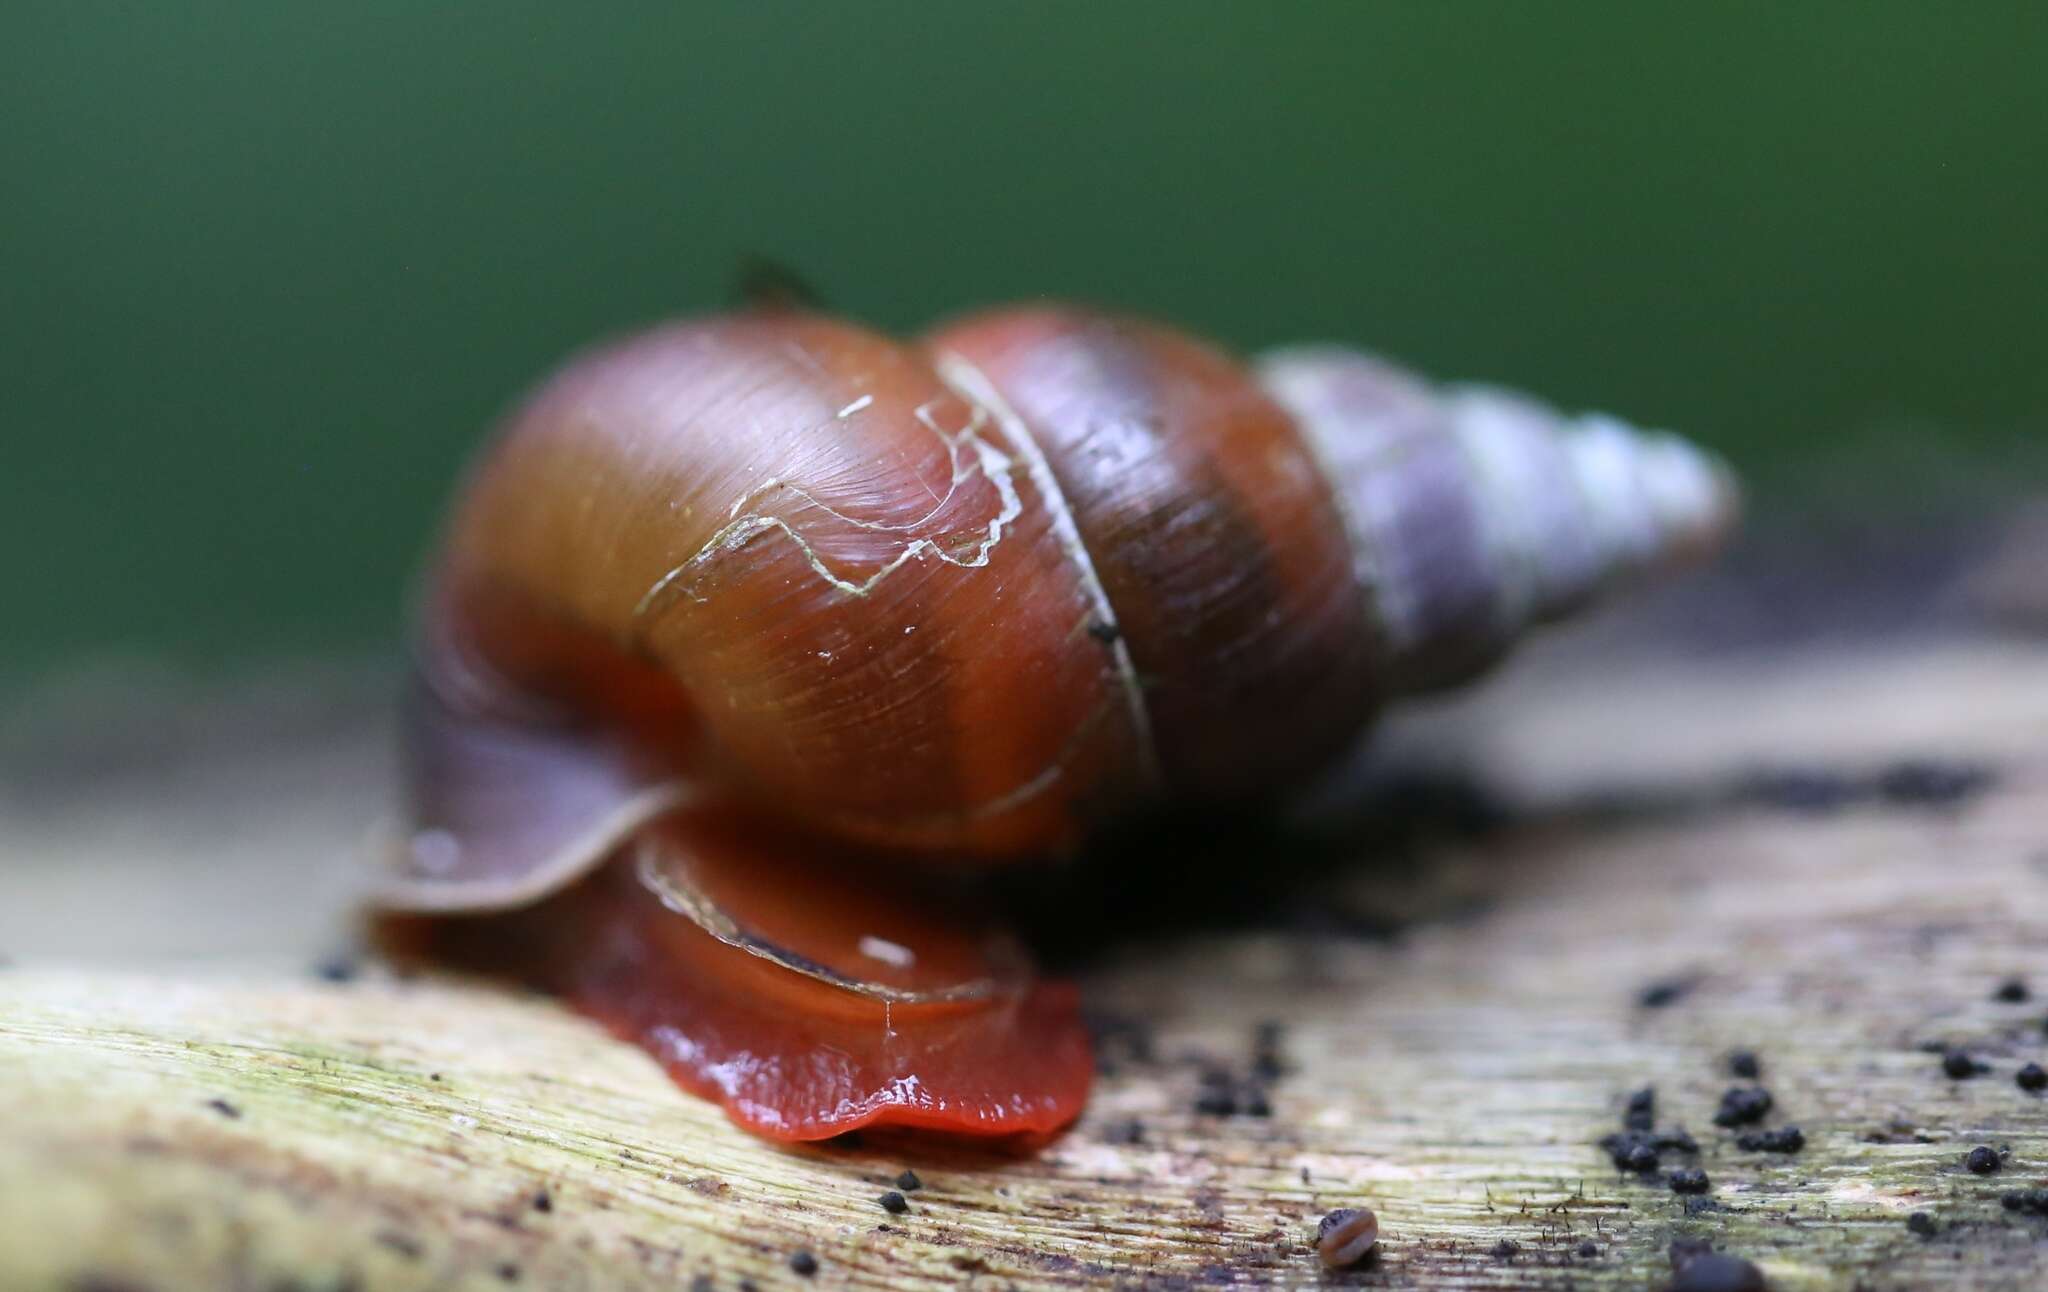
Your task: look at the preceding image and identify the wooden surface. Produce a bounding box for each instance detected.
[5,564,2048,1289]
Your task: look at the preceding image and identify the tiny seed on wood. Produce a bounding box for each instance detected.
[1943,1048,1986,1079]
[1625,1086,1656,1129]
[1668,1250,1767,1292]
[1637,978,1693,1009]
[1711,1086,1773,1126]
[1736,1125,1805,1153]
[314,957,359,983]
[1314,1207,1379,1269]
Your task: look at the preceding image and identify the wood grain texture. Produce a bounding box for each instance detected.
[5,619,2048,1289]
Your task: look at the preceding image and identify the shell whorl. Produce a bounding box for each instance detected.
[1258,346,1737,694]
[380,308,1739,913]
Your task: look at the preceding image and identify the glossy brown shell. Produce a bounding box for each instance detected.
[929,309,1381,798]
[382,305,1735,908]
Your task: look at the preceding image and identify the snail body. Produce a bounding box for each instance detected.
[381,304,1734,1142]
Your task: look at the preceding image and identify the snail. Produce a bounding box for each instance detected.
[374,303,1736,1143]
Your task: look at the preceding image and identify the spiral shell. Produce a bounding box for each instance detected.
[1258,345,1734,693]
[378,306,1735,912]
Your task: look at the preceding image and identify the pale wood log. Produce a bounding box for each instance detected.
[5,617,2048,1289]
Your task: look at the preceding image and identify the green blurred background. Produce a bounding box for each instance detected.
[4,2,2044,685]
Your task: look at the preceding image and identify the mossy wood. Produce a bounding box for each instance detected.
[4,624,2048,1289]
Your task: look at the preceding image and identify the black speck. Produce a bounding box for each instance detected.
[1085,619,1122,644]
[1711,1085,1773,1127]
[204,1098,241,1119]
[1625,1086,1656,1130]
[1638,977,1694,1009]
[497,1263,522,1283]
[689,1277,714,1292]
[1877,759,1993,808]
[2017,1062,2047,1092]
[788,1250,818,1278]
[1599,1129,1661,1173]
[1682,1195,1722,1216]
[1669,1250,1767,1292]
[1083,1008,1156,1074]
[1489,1239,1520,1260]
[1193,1067,1270,1117]
[1966,1145,2002,1174]
[1738,766,1860,813]
[1669,1167,1711,1195]
[429,1073,442,1082]
[1728,1050,1761,1079]
[1906,1211,1937,1238]
[740,1281,758,1292]
[1576,1240,1599,1259]
[375,1231,423,1260]
[1736,1126,1805,1154]
[1656,1128,1701,1155]
[1251,1020,1288,1082]
[531,1188,553,1213]
[1103,1117,1145,1145]
[895,1169,922,1192]
[314,956,359,983]
[1943,1049,1988,1079]
[877,1191,908,1215]
[1737,761,1995,815]
[1995,977,2031,1003]
[2001,1188,2048,1215]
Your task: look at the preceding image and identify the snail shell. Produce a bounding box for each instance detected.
[385,306,1732,904]
[376,304,1735,1140]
